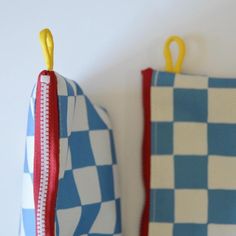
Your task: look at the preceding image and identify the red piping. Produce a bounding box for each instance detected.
[140,68,153,236]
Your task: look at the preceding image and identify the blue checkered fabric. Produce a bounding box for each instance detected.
[19,73,122,236]
[149,71,236,236]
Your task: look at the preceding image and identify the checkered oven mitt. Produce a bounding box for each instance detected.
[141,36,236,236]
[19,29,122,236]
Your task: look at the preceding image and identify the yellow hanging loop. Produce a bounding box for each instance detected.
[39,28,54,71]
[164,35,186,73]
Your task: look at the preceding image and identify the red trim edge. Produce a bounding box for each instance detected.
[140,68,153,236]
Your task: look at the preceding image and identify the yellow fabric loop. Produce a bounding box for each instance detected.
[164,36,186,73]
[39,28,54,71]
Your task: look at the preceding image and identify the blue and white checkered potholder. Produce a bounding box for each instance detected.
[145,69,236,236]
[20,72,122,236]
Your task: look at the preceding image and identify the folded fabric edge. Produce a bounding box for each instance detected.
[140,68,153,236]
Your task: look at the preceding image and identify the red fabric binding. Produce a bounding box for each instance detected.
[140,68,153,236]
[34,70,59,236]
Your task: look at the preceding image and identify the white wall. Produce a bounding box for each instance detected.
[1,0,236,235]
